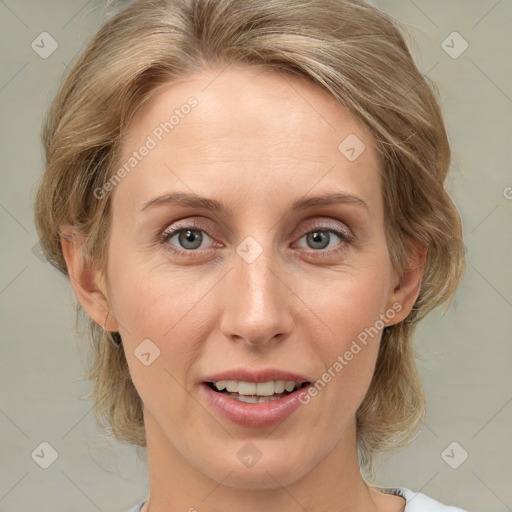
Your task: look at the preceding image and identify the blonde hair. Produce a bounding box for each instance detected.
[33,0,465,473]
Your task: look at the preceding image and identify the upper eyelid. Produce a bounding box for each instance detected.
[161,219,353,247]
[161,218,214,238]
[294,221,353,239]
[162,216,352,236]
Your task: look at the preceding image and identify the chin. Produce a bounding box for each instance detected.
[195,447,313,490]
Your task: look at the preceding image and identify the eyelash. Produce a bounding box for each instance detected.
[158,220,354,259]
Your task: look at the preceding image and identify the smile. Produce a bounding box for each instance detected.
[207,380,309,403]
[201,380,312,428]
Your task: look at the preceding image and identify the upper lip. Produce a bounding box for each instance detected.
[203,367,311,385]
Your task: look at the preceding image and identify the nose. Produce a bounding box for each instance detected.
[219,242,295,348]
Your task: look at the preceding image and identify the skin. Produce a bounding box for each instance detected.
[62,64,424,512]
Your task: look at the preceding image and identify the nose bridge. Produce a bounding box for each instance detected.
[238,238,278,305]
[220,235,293,345]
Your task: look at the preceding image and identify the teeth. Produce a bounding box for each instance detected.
[212,380,301,396]
[214,381,228,391]
[284,381,296,392]
[274,380,286,393]
[256,381,275,396]
[238,381,257,395]
[235,394,283,403]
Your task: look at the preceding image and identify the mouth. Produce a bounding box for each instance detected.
[205,380,311,403]
[200,379,313,427]
[199,369,314,427]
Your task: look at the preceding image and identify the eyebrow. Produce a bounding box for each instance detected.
[140,191,368,214]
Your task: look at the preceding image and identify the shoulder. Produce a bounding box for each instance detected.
[382,487,469,512]
[126,491,469,512]
[125,501,146,512]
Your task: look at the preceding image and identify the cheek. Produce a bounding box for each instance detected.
[108,238,393,349]
[306,261,392,342]
[298,262,392,404]
[106,265,205,422]
[106,256,218,386]
[106,226,393,401]
[111,267,219,334]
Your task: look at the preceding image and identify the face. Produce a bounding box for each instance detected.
[98,65,407,488]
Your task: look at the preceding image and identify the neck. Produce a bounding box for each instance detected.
[139,410,402,512]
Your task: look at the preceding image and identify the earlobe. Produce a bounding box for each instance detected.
[60,232,119,331]
[385,243,427,326]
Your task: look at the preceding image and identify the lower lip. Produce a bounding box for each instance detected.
[200,383,312,428]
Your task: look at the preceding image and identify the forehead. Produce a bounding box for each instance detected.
[114,64,383,214]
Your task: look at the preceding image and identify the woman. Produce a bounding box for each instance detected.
[33,0,468,510]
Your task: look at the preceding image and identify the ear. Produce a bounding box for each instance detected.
[384,241,427,326]
[60,230,119,331]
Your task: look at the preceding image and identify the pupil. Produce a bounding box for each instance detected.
[180,229,201,249]
[309,230,328,249]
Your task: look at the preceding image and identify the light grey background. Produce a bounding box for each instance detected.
[0,1,511,511]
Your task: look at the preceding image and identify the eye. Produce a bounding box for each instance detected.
[293,226,352,256]
[159,223,216,255]
[158,220,353,258]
